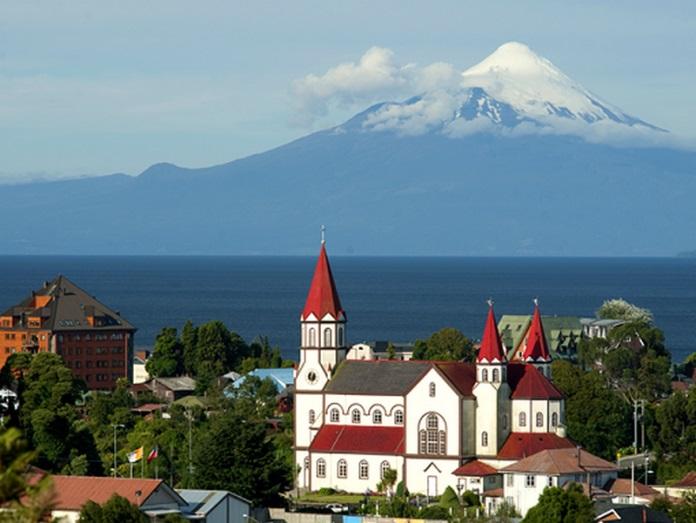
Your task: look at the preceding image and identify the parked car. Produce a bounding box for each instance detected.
[326,503,348,513]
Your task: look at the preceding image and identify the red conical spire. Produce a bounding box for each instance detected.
[302,242,345,321]
[477,300,506,363]
[522,299,551,362]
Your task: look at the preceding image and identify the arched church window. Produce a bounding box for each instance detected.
[536,412,544,427]
[373,410,383,424]
[482,369,488,382]
[359,460,369,479]
[323,328,332,347]
[429,382,436,397]
[481,431,488,447]
[308,328,316,347]
[330,408,339,423]
[352,409,361,424]
[381,461,391,479]
[394,409,404,424]
[420,413,446,455]
[551,412,558,427]
[337,459,347,478]
[427,414,439,430]
[519,412,526,427]
[309,410,315,424]
[492,369,500,382]
[316,458,326,478]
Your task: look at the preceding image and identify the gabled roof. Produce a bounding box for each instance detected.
[152,376,196,392]
[49,475,185,510]
[522,303,551,362]
[477,304,506,363]
[497,432,575,460]
[177,489,251,515]
[453,460,499,477]
[501,447,616,475]
[1,275,135,331]
[309,425,404,454]
[508,363,563,400]
[596,506,673,523]
[672,471,696,488]
[302,243,344,321]
[435,362,477,397]
[231,368,294,393]
[604,478,660,498]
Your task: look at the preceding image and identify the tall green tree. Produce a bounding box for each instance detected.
[412,328,475,362]
[181,320,198,376]
[194,321,248,390]
[552,361,632,460]
[146,328,184,378]
[523,484,594,523]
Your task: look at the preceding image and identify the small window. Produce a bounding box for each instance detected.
[536,412,543,428]
[492,369,499,382]
[308,328,316,347]
[551,412,558,427]
[526,475,535,487]
[506,474,514,487]
[429,382,436,397]
[373,410,382,424]
[548,476,554,487]
[337,459,347,479]
[381,461,391,479]
[338,327,344,347]
[482,369,488,382]
[394,409,404,425]
[419,430,427,454]
[309,410,316,424]
[519,412,526,427]
[330,408,339,423]
[352,409,361,424]
[481,431,488,447]
[359,460,369,480]
[323,328,332,347]
[317,458,326,478]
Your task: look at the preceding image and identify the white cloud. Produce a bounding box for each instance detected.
[291,47,460,126]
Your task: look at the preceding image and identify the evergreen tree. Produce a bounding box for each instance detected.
[146,327,184,377]
[181,320,198,376]
[194,321,248,390]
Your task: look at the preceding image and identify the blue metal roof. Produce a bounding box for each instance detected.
[229,368,294,394]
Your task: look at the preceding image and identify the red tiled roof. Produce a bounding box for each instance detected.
[604,478,660,497]
[453,460,498,477]
[435,362,477,397]
[522,303,551,362]
[497,432,575,460]
[673,471,696,488]
[302,243,345,321]
[477,304,506,363]
[309,425,404,454]
[49,475,164,510]
[508,363,563,400]
[502,447,617,474]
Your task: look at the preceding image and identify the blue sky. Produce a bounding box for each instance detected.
[0,1,694,182]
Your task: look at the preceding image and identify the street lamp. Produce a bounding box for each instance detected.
[112,424,125,478]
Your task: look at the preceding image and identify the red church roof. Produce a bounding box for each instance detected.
[477,303,506,363]
[521,303,551,362]
[453,460,498,477]
[302,243,345,321]
[497,432,575,460]
[310,425,404,454]
[508,363,563,400]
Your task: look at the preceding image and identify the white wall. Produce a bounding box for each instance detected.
[323,394,404,426]
[309,452,403,493]
[404,457,460,497]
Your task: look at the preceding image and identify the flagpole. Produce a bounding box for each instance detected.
[141,447,145,478]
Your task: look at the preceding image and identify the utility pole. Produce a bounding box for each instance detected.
[187,409,194,485]
[633,400,638,451]
[640,400,646,450]
[631,460,635,504]
[111,424,125,478]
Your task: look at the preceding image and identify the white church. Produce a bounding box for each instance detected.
[294,242,617,516]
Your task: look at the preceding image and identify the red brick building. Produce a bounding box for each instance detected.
[0,275,136,389]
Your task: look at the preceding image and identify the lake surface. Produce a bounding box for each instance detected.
[0,256,694,363]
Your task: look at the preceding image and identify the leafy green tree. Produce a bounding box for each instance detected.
[192,408,291,506]
[146,328,184,378]
[597,299,653,323]
[226,376,279,420]
[181,320,199,376]
[194,321,248,391]
[377,467,397,495]
[649,390,696,480]
[78,493,147,523]
[413,328,475,362]
[671,491,696,522]
[552,361,632,459]
[386,342,396,360]
[439,486,459,509]
[523,483,594,523]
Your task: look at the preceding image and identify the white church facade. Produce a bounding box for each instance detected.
[294,242,615,515]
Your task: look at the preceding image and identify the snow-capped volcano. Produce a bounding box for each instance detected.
[341,41,664,139]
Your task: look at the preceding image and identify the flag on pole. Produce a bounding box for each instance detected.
[147,447,158,463]
[127,447,143,463]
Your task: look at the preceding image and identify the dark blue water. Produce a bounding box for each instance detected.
[0,256,694,363]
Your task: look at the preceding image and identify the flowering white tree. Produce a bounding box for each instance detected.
[597,298,653,324]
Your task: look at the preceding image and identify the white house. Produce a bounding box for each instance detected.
[294,242,611,516]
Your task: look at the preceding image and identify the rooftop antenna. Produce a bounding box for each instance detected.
[320,224,326,245]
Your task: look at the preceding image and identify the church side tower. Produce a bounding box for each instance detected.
[295,239,347,488]
[522,300,552,379]
[473,301,511,457]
